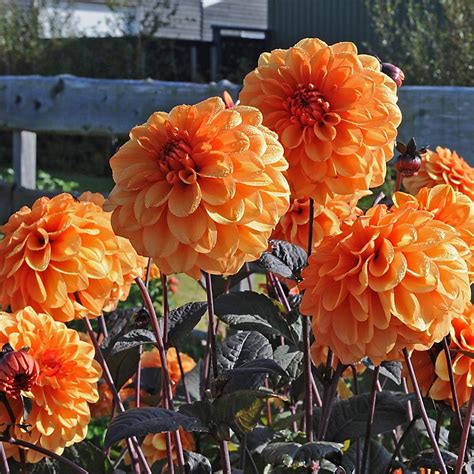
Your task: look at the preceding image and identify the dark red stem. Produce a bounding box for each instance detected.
[442,337,463,429]
[361,365,380,473]
[455,385,474,474]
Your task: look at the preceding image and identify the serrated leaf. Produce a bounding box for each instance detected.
[175,360,203,403]
[257,240,307,280]
[213,390,276,437]
[107,346,140,391]
[246,426,274,454]
[139,367,162,395]
[217,331,272,393]
[104,407,208,448]
[341,439,402,474]
[101,309,136,353]
[314,391,414,442]
[272,345,304,384]
[214,291,294,342]
[293,442,343,465]
[363,359,403,385]
[262,442,301,466]
[166,302,207,348]
[110,329,156,355]
[226,358,288,378]
[184,450,212,473]
[409,449,457,471]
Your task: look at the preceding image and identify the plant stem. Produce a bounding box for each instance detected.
[303,315,313,442]
[0,443,9,474]
[83,317,151,474]
[403,348,447,474]
[361,365,380,473]
[385,417,418,474]
[0,437,86,474]
[318,363,345,440]
[203,272,232,474]
[135,277,186,473]
[307,198,315,258]
[455,385,474,474]
[176,349,191,404]
[442,337,463,430]
[161,274,170,345]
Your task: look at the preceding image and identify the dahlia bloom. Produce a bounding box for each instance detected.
[105,97,290,278]
[0,193,149,322]
[126,429,195,468]
[240,38,402,204]
[404,147,474,200]
[272,193,364,250]
[0,307,101,462]
[393,184,474,282]
[300,203,470,365]
[411,304,474,408]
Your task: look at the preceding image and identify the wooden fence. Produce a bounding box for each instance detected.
[0,75,473,223]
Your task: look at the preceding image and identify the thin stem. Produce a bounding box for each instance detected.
[303,315,313,442]
[442,337,463,429]
[351,365,359,395]
[0,437,86,474]
[161,274,170,345]
[373,191,385,206]
[98,315,109,341]
[136,345,143,408]
[455,385,474,474]
[403,348,447,474]
[19,448,26,474]
[0,443,9,474]
[176,349,191,404]
[245,445,259,474]
[318,363,345,440]
[204,272,231,474]
[83,317,151,474]
[307,198,315,257]
[385,417,418,474]
[244,262,253,291]
[361,366,380,474]
[134,277,185,473]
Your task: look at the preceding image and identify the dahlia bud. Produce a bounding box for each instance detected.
[395,138,428,177]
[381,62,405,87]
[134,308,150,329]
[223,91,239,109]
[0,344,39,397]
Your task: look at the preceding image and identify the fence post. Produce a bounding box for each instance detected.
[13,130,37,189]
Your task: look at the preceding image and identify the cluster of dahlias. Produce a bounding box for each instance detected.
[1,32,473,468]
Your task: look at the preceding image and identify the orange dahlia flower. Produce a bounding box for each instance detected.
[239,38,402,204]
[393,184,474,282]
[105,97,290,278]
[300,203,470,365]
[411,304,474,408]
[0,307,101,462]
[0,193,150,322]
[403,147,474,200]
[272,193,364,250]
[125,428,195,468]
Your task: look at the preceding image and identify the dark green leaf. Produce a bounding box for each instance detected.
[246,426,274,454]
[101,309,136,353]
[363,359,403,385]
[262,442,301,466]
[217,331,272,393]
[166,302,207,348]
[409,449,457,471]
[104,407,208,448]
[110,329,156,355]
[313,391,414,442]
[213,390,274,437]
[214,291,294,341]
[179,401,214,430]
[175,360,203,402]
[184,450,212,473]
[293,442,343,465]
[257,240,307,280]
[415,418,449,448]
[272,345,304,385]
[107,346,140,391]
[139,367,162,395]
[226,358,288,377]
[341,439,401,474]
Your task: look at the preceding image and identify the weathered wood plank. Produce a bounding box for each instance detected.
[13,130,37,189]
[0,75,241,136]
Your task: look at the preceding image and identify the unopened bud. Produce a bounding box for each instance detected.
[381,62,405,87]
[0,344,39,397]
[134,308,149,329]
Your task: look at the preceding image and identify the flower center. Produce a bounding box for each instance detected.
[41,350,63,377]
[159,136,197,186]
[286,83,331,126]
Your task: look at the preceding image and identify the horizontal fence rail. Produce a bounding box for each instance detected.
[0,75,473,224]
